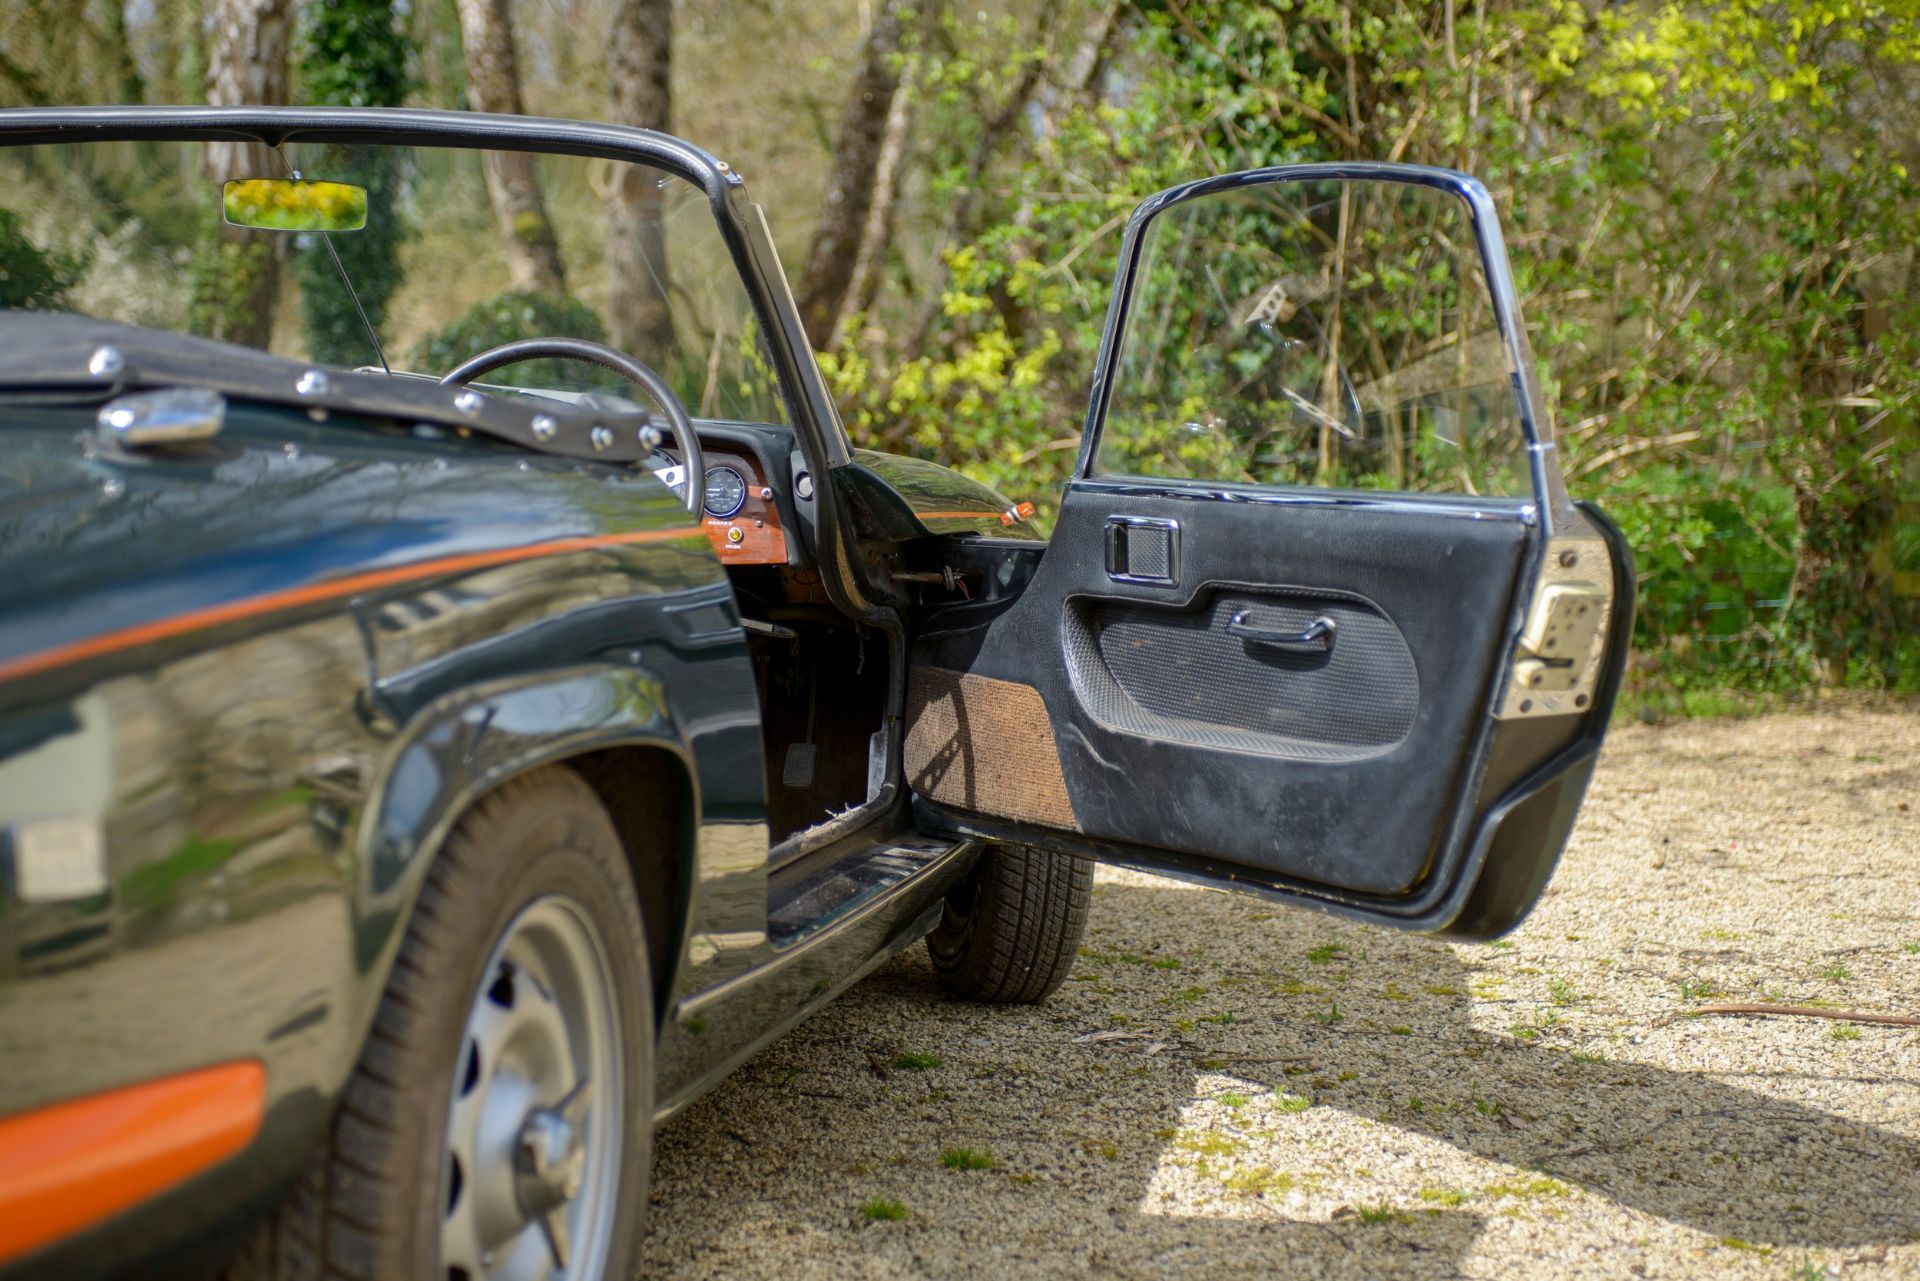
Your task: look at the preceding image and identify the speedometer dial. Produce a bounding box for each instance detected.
[702,465,747,519]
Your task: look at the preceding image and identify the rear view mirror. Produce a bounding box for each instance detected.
[221,178,367,232]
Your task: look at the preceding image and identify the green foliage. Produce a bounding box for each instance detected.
[412,291,614,387]
[0,209,88,309]
[825,0,1920,703]
[294,0,411,366]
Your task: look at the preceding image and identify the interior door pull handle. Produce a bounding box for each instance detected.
[1227,612,1337,651]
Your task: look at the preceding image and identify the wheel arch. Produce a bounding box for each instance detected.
[561,744,695,1032]
[350,664,701,1078]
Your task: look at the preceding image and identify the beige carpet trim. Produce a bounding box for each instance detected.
[904,668,1079,831]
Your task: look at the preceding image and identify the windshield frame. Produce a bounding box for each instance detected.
[0,104,854,473]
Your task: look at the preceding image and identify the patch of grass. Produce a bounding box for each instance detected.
[1570,1050,1605,1064]
[1406,1096,1426,1112]
[893,1051,943,1071]
[1480,1176,1572,1200]
[1173,985,1209,1003]
[1355,1204,1412,1225]
[1422,983,1464,997]
[120,833,241,911]
[1716,1237,1773,1254]
[1830,1024,1862,1041]
[1275,980,1321,996]
[1224,1166,1296,1197]
[1380,982,1414,1001]
[1902,942,1920,955]
[1172,1131,1247,1158]
[1677,977,1726,1002]
[1389,1025,1413,1036]
[1306,942,1349,965]
[1789,1261,1832,1281]
[1082,1138,1119,1160]
[1472,1097,1501,1117]
[1417,1187,1469,1206]
[940,1147,997,1170]
[1216,1092,1250,1109]
[1487,940,1516,951]
[1077,946,1113,964]
[1173,1018,1196,1032]
[1315,1004,1345,1026]
[1817,962,1854,982]
[1547,978,1580,1006]
[860,1197,910,1221]
[1704,928,1744,942]
[1151,955,1183,970]
[1274,1092,1313,1114]
[1198,1012,1239,1025]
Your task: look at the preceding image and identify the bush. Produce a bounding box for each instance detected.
[0,209,88,310]
[410,291,617,389]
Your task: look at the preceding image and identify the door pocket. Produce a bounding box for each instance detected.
[1062,587,1417,761]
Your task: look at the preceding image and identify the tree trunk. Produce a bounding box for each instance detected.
[829,72,913,351]
[201,0,291,349]
[794,0,910,350]
[606,0,675,358]
[93,0,144,104]
[903,2,1124,358]
[454,0,567,294]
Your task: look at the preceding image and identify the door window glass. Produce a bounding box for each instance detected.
[1097,179,1528,496]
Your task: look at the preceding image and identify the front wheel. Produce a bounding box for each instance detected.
[926,842,1092,1003]
[228,767,653,1281]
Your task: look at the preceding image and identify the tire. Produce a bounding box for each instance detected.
[227,767,653,1281]
[926,842,1092,1003]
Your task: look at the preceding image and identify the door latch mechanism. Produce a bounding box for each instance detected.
[1499,538,1611,719]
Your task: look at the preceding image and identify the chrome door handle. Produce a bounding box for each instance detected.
[1227,612,1337,652]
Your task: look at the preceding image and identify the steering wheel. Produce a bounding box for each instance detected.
[439,337,705,515]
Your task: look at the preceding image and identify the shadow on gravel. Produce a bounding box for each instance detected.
[644,880,1920,1276]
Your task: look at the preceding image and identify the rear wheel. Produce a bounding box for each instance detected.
[229,767,652,1281]
[926,842,1092,1003]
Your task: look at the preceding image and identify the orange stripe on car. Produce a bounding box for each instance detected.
[0,1061,266,1265]
[0,527,702,686]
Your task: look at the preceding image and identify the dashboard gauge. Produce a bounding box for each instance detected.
[702,465,747,519]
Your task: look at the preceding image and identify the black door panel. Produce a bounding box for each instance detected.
[911,481,1533,895]
[1064,587,1417,759]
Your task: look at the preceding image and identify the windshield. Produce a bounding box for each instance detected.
[0,137,786,424]
[1099,178,1527,496]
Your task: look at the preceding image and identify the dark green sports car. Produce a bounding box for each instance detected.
[0,106,1630,1281]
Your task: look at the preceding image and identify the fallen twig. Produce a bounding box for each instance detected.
[1682,1003,1920,1028]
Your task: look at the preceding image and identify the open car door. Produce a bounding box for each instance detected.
[904,165,1633,939]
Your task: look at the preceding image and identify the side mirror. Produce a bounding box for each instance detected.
[221,178,367,233]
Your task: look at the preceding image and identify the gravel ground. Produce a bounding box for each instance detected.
[641,710,1920,1280]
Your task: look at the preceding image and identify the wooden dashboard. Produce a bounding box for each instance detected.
[697,448,789,566]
